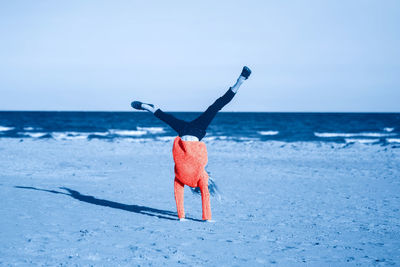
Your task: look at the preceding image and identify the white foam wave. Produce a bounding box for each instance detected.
[89,132,109,136]
[14,129,162,140]
[156,136,175,141]
[52,132,89,140]
[238,137,259,141]
[23,127,35,131]
[109,130,147,136]
[137,127,165,134]
[202,136,217,141]
[345,138,380,144]
[315,132,396,138]
[202,136,231,141]
[22,132,47,138]
[258,131,279,136]
[387,138,400,143]
[0,126,14,131]
[384,127,394,132]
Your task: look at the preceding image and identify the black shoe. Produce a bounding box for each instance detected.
[240,66,252,79]
[131,101,154,111]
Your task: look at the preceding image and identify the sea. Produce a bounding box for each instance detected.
[0,111,399,145]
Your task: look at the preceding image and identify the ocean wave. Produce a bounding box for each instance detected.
[384,127,394,132]
[0,126,15,131]
[156,136,175,141]
[3,128,162,140]
[387,138,400,143]
[238,137,260,141]
[202,136,260,142]
[21,132,48,138]
[344,138,380,144]
[258,131,279,136]
[202,136,216,142]
[137,127,165,134]
[109,130,147,136]
[202,136,237,141]
[88,132,109,136]
[315,132,396,138]
[52,132,89,140]
[87,132,110,140]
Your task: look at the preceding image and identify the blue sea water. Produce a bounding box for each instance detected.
[0,111,399,144]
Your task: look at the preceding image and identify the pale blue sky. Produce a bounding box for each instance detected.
[0,0,399,111]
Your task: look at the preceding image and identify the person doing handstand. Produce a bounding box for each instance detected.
[131,66,252,221]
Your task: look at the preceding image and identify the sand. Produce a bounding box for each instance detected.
[0,138,399,266]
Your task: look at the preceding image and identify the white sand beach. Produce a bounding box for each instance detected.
[0,139,399,265]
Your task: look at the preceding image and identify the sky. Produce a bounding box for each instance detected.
[0,0,399,112]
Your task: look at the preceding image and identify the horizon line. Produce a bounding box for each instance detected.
[0,110,399,114]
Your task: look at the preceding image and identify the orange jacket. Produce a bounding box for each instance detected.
[172,136,208,187]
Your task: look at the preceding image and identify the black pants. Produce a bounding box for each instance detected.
[154,88,235,141]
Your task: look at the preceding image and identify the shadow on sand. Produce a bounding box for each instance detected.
[14,186,202,222]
